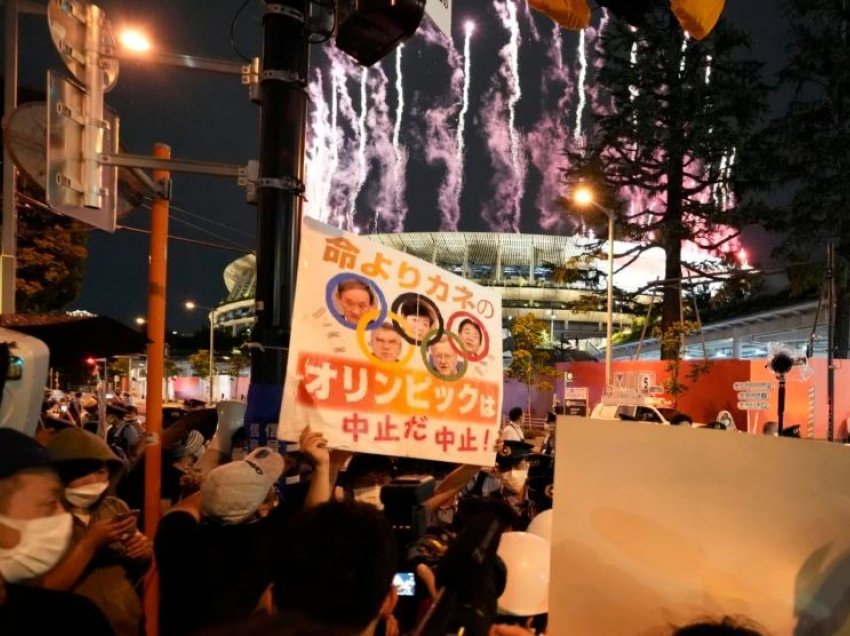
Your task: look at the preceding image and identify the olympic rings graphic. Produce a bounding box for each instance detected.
[325,273,387,330]
[419,329,468,382]
[446,311,490,362]
[356,310,416,370]
[391,292,444,346]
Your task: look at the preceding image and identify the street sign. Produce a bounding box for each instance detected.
[46,71,118,232]
[425,0,452,37]
[737,401,769,411]
[733,381,775,392]
[638,372,655,394]
[4,102,147,217]
[47,0,119,91]
[564,387,589,400]
[736,391,769,401]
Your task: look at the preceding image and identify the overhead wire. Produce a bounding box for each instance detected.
[140,202,252,253]
[16,191,252,254]
[118,225,253,254]
[165,199,255,240]
[230,0,254,62]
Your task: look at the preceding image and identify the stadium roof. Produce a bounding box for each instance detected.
[371,232,596,268]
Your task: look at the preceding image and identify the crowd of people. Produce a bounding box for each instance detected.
[0,391,772,635]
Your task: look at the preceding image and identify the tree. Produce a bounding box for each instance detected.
[107,357,130,380]
[223,351,250,377]
[504,314,557,417]
[15,181,88,312]
[563,3,770,358]
[188,350,212,377]
[163,356,179,379]
[761,0,850,355]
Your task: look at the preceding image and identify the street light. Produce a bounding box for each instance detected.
[118,28,151,53]
[572,184,615,392]
[134,316,146,326]
[115,27,250,76]
[185,300,217,404]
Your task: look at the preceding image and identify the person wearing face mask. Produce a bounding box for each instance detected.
[155,426,333,635]
[42,427,152,636]
[0,428,114,635]
[455,440,535,530]
[340,454,396,509]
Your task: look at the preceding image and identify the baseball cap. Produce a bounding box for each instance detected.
[0,428,54,480]
[201,446,284,524]
[495,440,535,469]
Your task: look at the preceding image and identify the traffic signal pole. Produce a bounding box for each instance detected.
[245,0,309,431]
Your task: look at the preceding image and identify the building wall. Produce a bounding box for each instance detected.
[553,359,850,439]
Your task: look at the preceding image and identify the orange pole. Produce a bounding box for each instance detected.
[143,143,170,636]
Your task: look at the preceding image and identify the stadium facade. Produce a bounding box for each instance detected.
[213,231,825,362]
[213,232,666,357]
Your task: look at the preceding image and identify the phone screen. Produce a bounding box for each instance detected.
[393,572,416,597]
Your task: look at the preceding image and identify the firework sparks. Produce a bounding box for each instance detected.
[574,28,587,141]
[455,21,475,208]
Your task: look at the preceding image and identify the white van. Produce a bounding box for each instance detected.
[590,396,679,425]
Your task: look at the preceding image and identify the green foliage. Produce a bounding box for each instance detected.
[223,351,250,377]
[163,356,179,379]
[505,314,557,391]
[188,350,212,377]
[107,358,130,379]
[563,7,770,359]
[16,183,88,313]
[652,320,711,404]
[760,0,850,354]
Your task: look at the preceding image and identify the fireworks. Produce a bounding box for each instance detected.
[300,0,741,268]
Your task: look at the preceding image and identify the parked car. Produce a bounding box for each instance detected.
[590,396,679,425]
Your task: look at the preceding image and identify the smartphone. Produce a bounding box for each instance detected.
[393,572,416,597]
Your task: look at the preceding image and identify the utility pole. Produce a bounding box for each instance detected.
[245,0,310,431]
[2,0,20,313]
[827,241,835,441]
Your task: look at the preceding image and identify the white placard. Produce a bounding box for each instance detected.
[550,417,850,634]
[278,218,502,466]
[425,0,452,37]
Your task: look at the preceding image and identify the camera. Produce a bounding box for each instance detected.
[412,512,508,636]
[381,474,436,551]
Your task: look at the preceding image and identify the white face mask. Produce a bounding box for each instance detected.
[353,486,384,510]
[0,512,74,583]
[502,468,529,494]
[64,482,109,509]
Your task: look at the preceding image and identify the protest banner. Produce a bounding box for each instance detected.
[278,218,503,465]
[549,417,850,634]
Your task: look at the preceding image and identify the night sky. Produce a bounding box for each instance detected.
[11,1,788,332]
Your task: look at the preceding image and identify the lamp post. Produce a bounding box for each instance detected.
[573,186,615,391]
[185,301,217,405]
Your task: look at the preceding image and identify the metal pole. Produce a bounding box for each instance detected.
[143,143,170,636]
[606,212,614,391]
[82,3,105,209]
[1,0,19,314]
[208,309,215,404]
[827,241,835,441]
[246,0,309,432]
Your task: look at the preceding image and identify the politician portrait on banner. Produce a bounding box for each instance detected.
[278,218,503,466]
